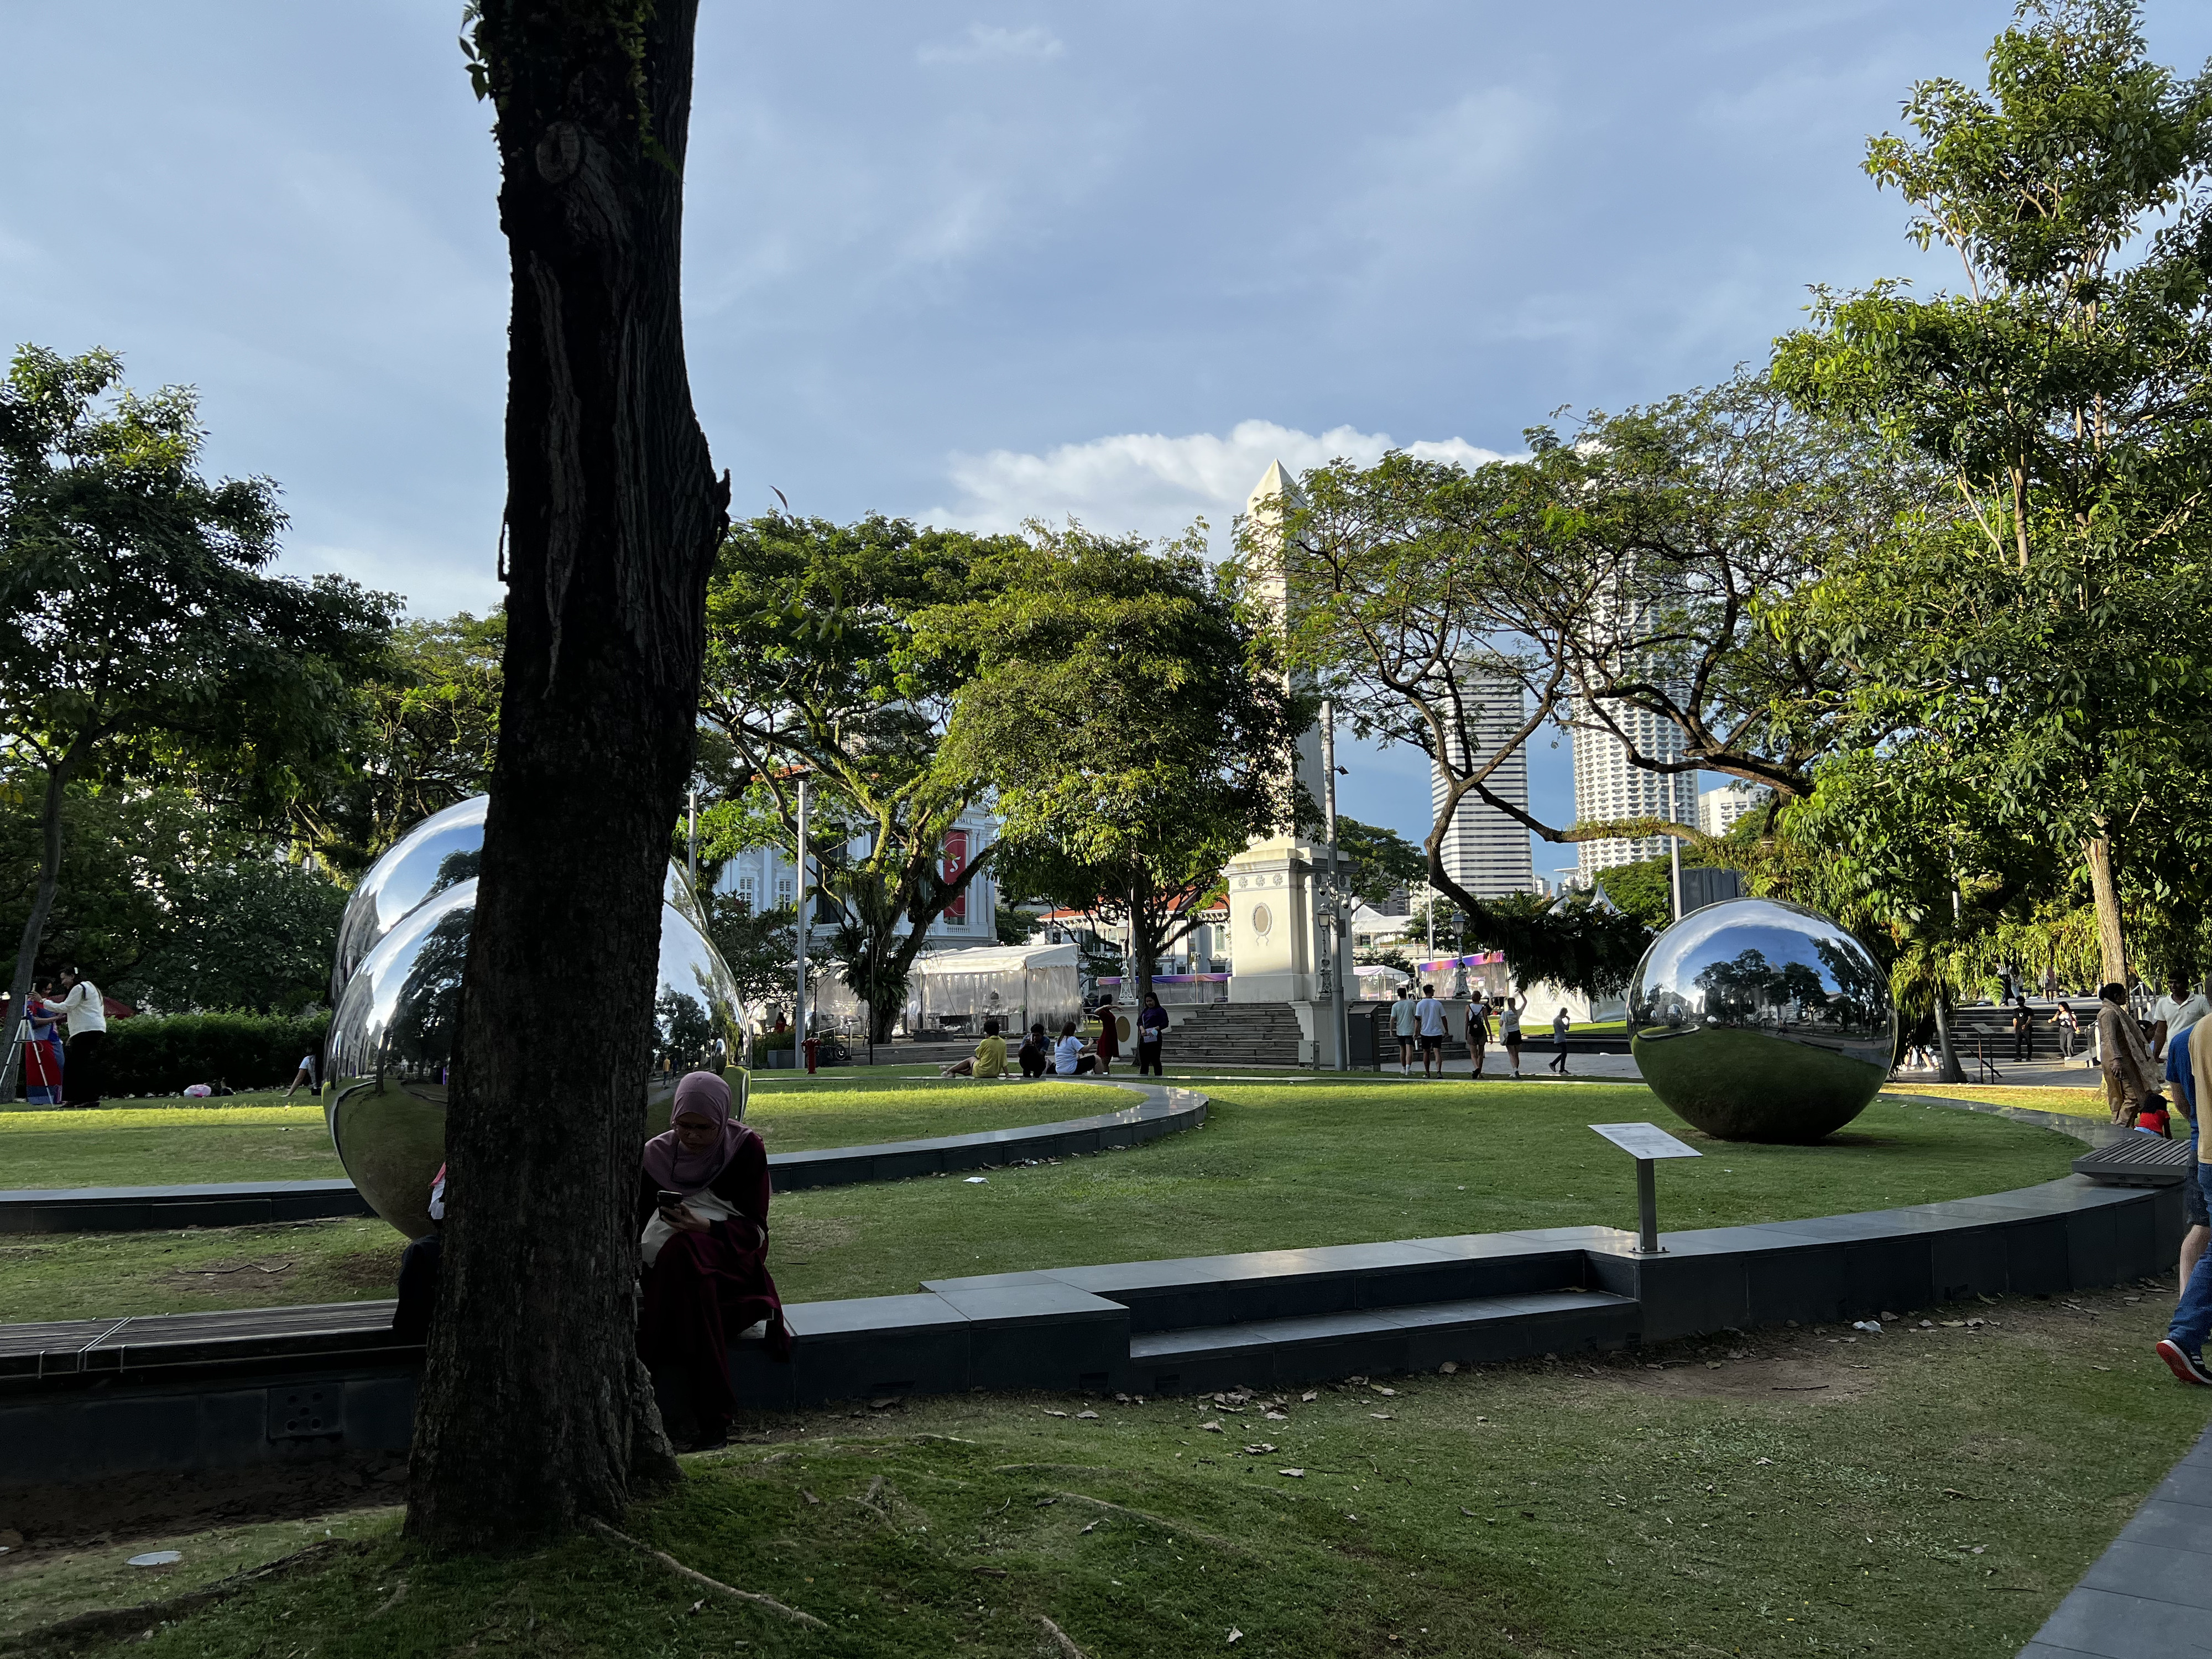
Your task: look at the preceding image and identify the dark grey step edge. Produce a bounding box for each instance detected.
[0,1082,1209,1234]
[0,1171,2177,1485]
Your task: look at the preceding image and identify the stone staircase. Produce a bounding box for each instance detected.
[1164,1001,1310,1067]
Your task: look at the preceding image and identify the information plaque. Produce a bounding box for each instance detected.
[1589,1122,1703,1162]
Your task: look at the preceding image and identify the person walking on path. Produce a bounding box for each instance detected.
[1390,985,1420,1074]
[1414,983,1449,1078]
[2153,977,2210,1061]
[2049,999,2080,1062]
[2098,982,2156,1126]
[2010,997,2032,1063]
[1091,998,1121,1077]
[283,1050,319,1099]
[2167,1016,2210,1300]
[1548,1007,1572,1075]
[1135,993,1168,1076]
[2157,1013,2212,1385]
[1467,997,1492,1079]
[54,966,107,1110]
[1499,994,1525,1078]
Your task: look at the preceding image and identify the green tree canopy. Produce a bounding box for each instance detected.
[1772,0,2212,986]
[919,521,1297,997]
[698,513,1020,1040]
[0,346,394,1088]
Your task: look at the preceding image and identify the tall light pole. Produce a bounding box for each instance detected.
[794,773,810,1050]
[1320,699,1350,1071]
[686,783,698,894]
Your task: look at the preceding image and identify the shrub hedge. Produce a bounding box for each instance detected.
[102,1011,331,1098]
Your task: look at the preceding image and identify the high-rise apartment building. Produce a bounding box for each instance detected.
[1429,680,1537,897]
[1571,704,1700,876]
[1699,778,1762,839]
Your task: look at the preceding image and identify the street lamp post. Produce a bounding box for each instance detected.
[1319,700,1350,1071]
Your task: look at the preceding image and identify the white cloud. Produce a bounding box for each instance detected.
[917,24,1066,66]
[925,418,1510,547]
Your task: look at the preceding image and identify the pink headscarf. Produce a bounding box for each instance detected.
[640,1071,746,1191]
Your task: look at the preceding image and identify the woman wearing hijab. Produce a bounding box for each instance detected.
[637,1071,790,1451]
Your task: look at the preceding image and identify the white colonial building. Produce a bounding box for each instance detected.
[709,802,1002,951]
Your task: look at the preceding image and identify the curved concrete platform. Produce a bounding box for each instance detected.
[0,1157,2180,1486]
[0,1079,1208,1233]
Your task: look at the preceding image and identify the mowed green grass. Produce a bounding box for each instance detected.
[0,1081,2080,1323]
[0,1081,1112,1191]
[4,1283,2201,1659]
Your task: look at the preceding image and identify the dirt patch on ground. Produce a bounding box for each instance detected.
[773,1216,858,1263]
[158,1256,300,1293]
[317,1245,407,1291]
[1622,1349,1879,1403]
[0,1455,407,1555]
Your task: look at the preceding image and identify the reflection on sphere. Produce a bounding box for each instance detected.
[324,867,743,1237]
[1627,896,1893,1143]
[327,792,707,1004]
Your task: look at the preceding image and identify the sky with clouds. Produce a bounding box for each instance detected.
[7,2,2210,858]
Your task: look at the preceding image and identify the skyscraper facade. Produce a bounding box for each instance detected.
[1571,704,1700,876]
[1428,680,1537,897]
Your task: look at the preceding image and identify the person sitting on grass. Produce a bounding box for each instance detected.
[941,1017,1008,1078]
[1053,1019,1099,1076]
[637,1071,790,1452]
[1018,1021,1051,1079]
[2133,1096,2173,1139]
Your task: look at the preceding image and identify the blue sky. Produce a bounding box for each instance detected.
[7,3,2209,856]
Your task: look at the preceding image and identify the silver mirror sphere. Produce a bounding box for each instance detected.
[329,793,707,1005]
[325,869,743,1237]
[1627,896,1893,1143]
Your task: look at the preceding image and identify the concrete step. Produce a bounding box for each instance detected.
[1125,1288,1638,1392]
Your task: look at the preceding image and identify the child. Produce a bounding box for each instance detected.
[2133,1094,2173,1138]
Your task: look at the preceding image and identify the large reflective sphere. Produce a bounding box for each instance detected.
[325,875,743,1235]
[329,793,707,1004]
[1627,896,1893,1143]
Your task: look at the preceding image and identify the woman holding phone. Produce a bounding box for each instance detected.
[637,1071,789,1451]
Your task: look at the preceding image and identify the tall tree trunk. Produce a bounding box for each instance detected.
[2084,833,2127,990]
[406,0,728,1552]
[1932,979,1966,1086]
[3,757,73,1100]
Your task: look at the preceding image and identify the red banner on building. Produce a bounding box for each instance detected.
[942,830,969,922]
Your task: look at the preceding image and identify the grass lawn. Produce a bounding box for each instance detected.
[0,1081,2081,1324]
[4,1281,2205,1658]
[1885,1083,2112,1121]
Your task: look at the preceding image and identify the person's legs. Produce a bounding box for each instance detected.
[639,1232,737,1444]
[63,1030,103,1108]
[939,1058,975,1077]
[1471,1041,1485,1079]
[2182,1137,2210,1295]
[2104,1070,2127,1124]
[391,1234,443,1343]
[1506,1038,1522,1077]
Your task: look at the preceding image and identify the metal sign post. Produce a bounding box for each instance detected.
[1588,1121,1702,1254]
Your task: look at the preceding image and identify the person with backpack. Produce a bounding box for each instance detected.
[1467,997,1493,1079]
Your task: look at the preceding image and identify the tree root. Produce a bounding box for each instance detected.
[1038,1613,1089,1658]
[582,1517,826,1629]
[1050,1491,1251,1557]
[1,1538,366,1653]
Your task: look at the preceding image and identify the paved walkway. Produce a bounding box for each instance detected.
[2020,1425,2212,1657]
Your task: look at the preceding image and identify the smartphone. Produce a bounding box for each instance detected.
[656,1189,684,1211]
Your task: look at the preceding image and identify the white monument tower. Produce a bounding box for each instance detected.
[1221,461,1351,1061]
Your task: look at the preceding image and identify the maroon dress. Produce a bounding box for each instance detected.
[636,1126,790,1440]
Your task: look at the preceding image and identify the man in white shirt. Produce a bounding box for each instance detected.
[2152,978,2211,1060]
[55,965,108,1109]
[1390,987,1420,1074]
[1414,984,1449,1078]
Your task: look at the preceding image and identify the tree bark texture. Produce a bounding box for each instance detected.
[407,0,729,1551]
[2084,834,2128,991]
[2,756,73,1100]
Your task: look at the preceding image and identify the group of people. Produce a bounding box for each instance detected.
[12,967,108,1109]
[1386,984,1575,1079]
[940,994,1171,1081]
[394,1069,789,1453]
